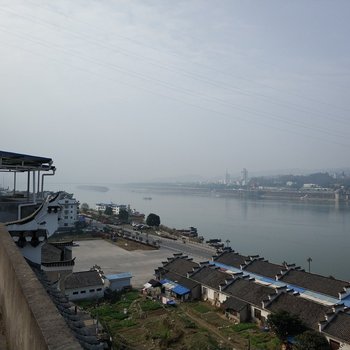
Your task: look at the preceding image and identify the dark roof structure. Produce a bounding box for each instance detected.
[243,260,285,279]
[64,271,103,290]
[163,257,199,276]
[190,266,231,289]
[214,251,249,268]
[0,150,54,171]
[163,271,199,290]
[223,278,276,307]
[221,297,248,312]
[266,292,331,330]
[280,269,350,298]
[42,243,62,263]
[323,312,350,343]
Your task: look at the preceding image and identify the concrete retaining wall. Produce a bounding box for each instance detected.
[0,225,81,350]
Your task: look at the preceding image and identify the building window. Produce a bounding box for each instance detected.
[80,290,86,294]
[73,292,78,295]
[89,289,95,293]
[97,288,102,291]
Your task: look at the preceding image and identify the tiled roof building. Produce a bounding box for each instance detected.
[222,277,277,307]
[266,291,331,330]
[322,311,350,344]
[279,269,350,299]
[213,250,249,268]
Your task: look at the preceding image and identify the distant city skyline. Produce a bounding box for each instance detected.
[1,1,350,183]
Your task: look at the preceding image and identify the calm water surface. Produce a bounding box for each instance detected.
[48,183,350,281]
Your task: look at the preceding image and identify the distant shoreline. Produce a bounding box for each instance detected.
[122,183,348,204]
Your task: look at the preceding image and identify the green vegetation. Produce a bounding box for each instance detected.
[232,323,257,332]
[78,291,281,350]
[192,303,211,314]
[295,330,330,350]
[146,212,161,227]
[139,299,163,312]
[267,310,306,341]
[118,208,129,223]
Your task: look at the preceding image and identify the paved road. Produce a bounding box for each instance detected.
[121,227,217,261]
[156,236,217,261]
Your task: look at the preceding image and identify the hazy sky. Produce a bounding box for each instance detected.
[1,1,350,184]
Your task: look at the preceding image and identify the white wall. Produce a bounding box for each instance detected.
[66,285,104,301]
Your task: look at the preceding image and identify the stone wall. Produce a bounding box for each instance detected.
[0,225,82,350]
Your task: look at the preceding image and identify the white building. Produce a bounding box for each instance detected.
[62,270,105,301]
[95,203,128,215]
[58,193,79,228]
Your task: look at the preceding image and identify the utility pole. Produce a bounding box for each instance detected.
[307,257,312,273]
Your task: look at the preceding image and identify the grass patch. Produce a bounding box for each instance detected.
[140,299,162,312]
[192,303,211,314]
[232,323,257,332]
[116,319,137,328]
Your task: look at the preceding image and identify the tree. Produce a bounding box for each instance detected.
[294,330,330,350]
[267,310,306,341]
[104,205,113,216]
[118,208,129,223]
[146,213,160,227]
[80,203,89,213]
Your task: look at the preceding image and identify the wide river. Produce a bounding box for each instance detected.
[48,183,350,281]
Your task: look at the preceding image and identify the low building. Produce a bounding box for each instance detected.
[155,253,199,280]
[322,311,350,350]
[213,249,250,269]
[279,269,350,300]
[61,270,105,301]
[105,272,132,291]
[189,264,232,305]
[221,276,279,326]
[161,271,201,301]
[221,297,249,323]
[95,203,128,215]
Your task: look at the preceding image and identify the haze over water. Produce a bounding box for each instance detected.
[49,183,350,281]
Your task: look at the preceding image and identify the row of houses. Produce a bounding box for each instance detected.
[151,250,350,350]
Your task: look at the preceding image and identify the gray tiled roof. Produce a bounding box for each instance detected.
[190,266,230,289]
[323,312,350,342]
[244,260,284,279]
[266,292,330,330]
[280,269,350,298]
[64,271,103,290]
[164,258,199,275]
[223,278,276,307]
[221,296,248,312]
[42,243,62,263]
[214,251,249,268]
[163,271,199,290]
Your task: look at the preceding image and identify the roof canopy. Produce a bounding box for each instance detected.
[0,150,54,171]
